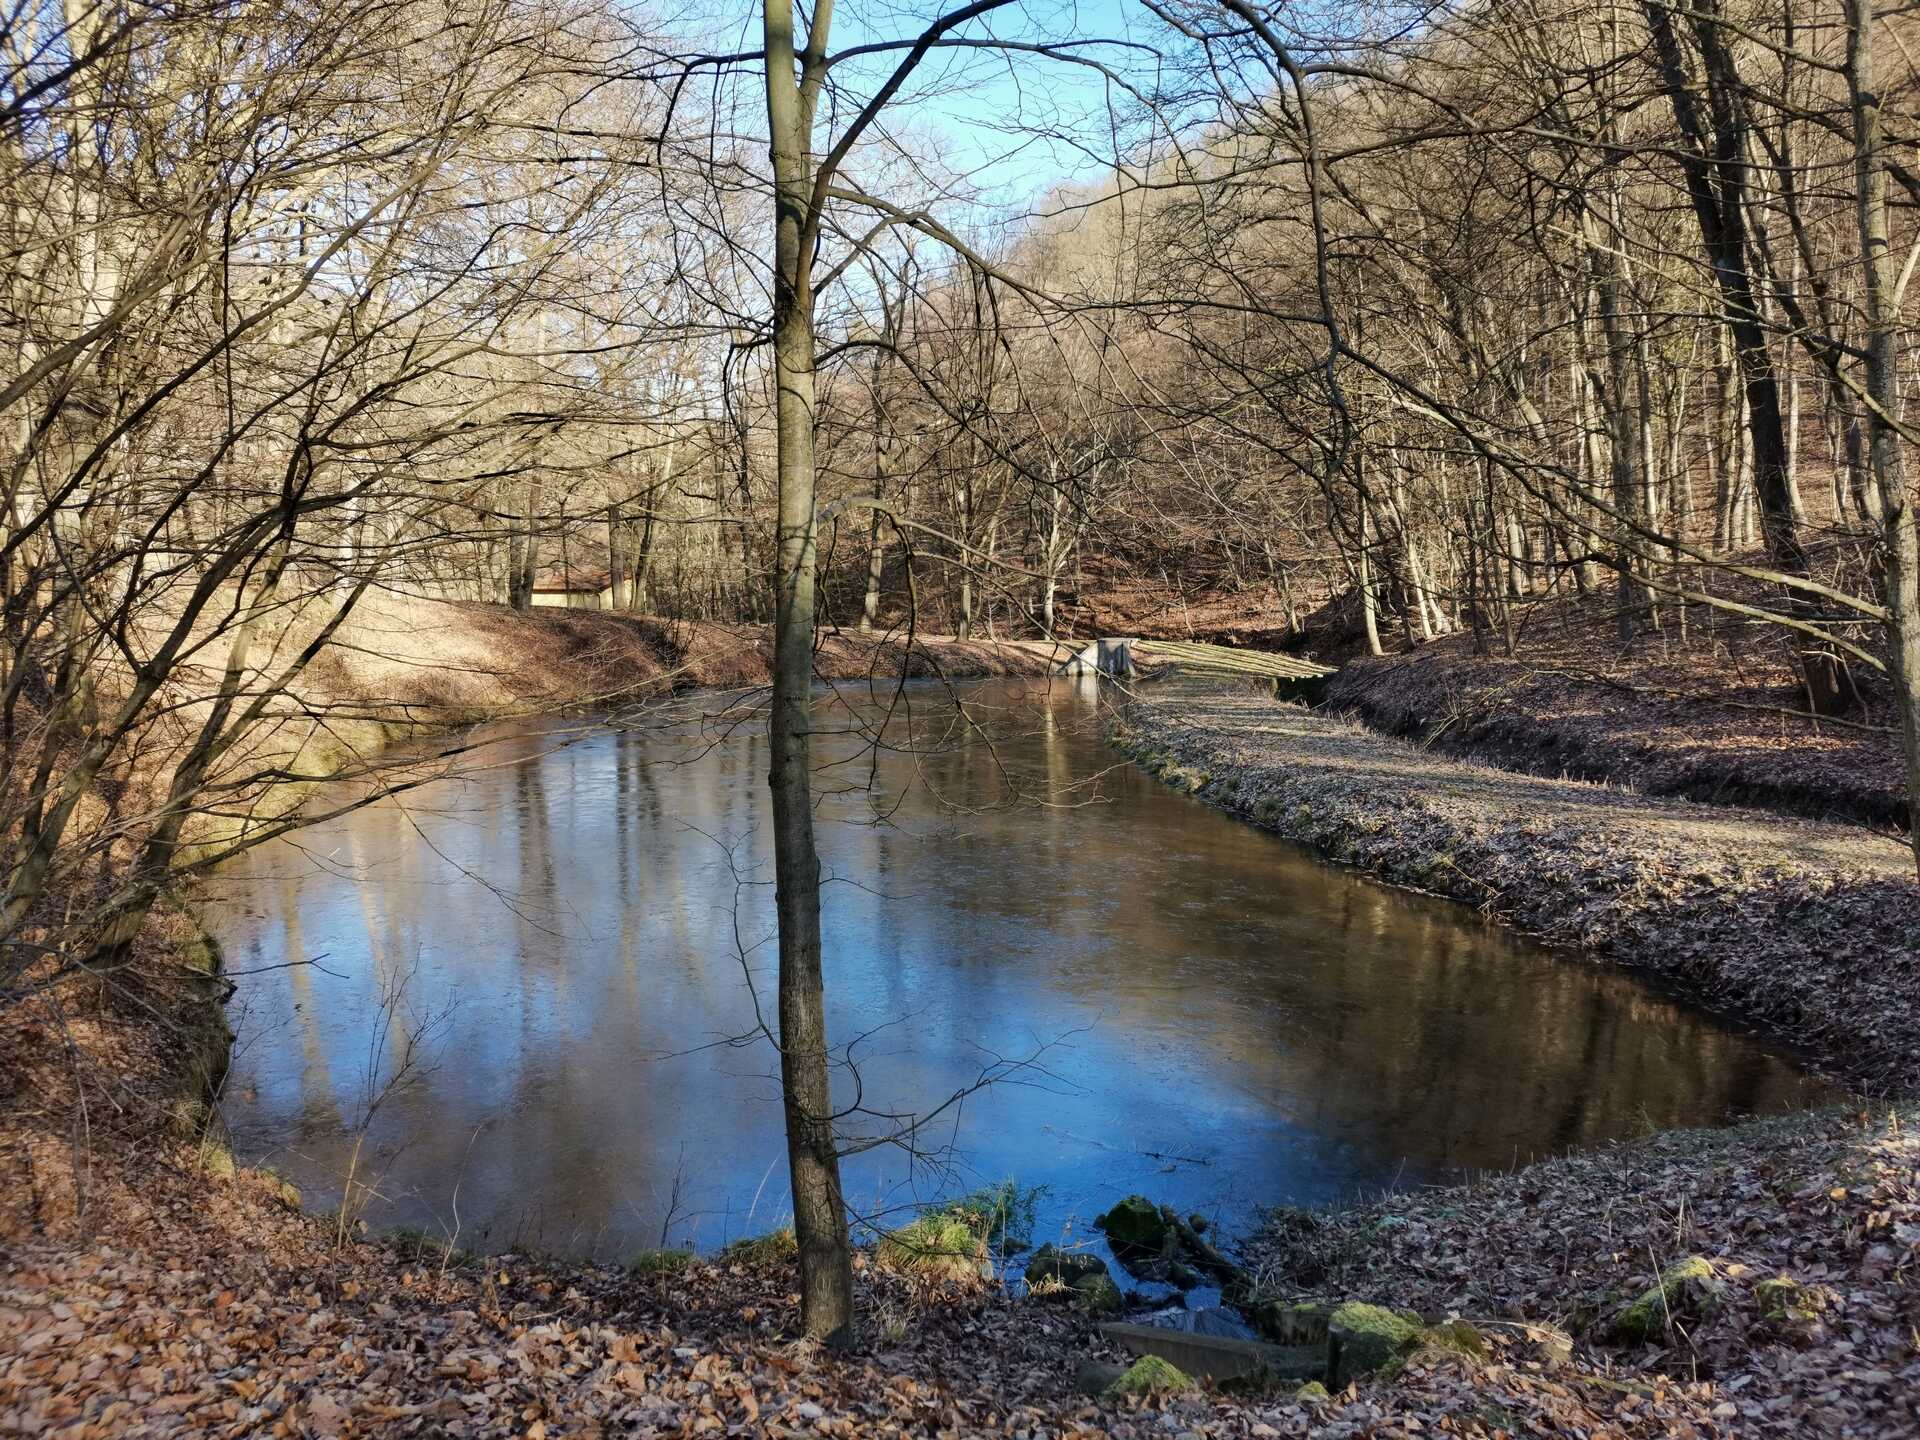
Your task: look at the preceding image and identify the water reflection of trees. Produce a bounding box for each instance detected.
[215,682,1830,1254]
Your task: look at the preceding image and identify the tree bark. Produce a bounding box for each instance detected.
[1846,0,1920,878]
[762,0,856,1345]
[1642,0,1851,710]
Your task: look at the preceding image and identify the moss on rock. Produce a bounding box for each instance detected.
[1418,1319,1487,1359]
[1609,1256,1723,1344]
[1754,1273,1828,1341]
[1096,1195,1171,1256]
[1025,1243,1108,1287]
[1104,1354,1195,1398]
[1380,1319,1489,1380]
[1072,1272,1124,1314]
[1327,1301,1422,1387]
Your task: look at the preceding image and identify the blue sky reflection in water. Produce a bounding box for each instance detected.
[206,678,1835,1262]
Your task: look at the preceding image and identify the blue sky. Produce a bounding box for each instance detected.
[831,0,1156,209]
[688,0,1162,216]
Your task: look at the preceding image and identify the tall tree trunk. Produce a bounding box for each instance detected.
[1847,0,1920,878]
[607,502,627,609]
[762,0,855,1345]
[1356,486,1383,657]
[1588,221,1647,639]
[861,454,887,632]
[631,507,657,612]
[1643,0,1850,710]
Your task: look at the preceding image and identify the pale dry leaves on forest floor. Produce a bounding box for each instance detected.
[0,1129,1768,1440]
[1254,1106,1920,1438]
[1325,623,1909,832]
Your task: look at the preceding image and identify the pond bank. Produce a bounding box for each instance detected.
[5,652,1913,1437]
[1110,673,1920,1096]
[13,1097,1897,1437]
[1249,1102,1920,1437]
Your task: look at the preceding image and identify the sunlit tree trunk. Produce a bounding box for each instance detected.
[761,0,856,1344]
[1642,0,1850,710]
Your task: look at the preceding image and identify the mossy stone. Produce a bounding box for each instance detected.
[1754,1273,1824,1339]
[1418,1319,1487,1359]
[1379,1319,1489,1380]
[1072,1272,1124,1314]
[1096,1195,1171,1256]
[1104,1354,1195,1398]
[1327,1301,1421,1387]
[1754,1274,1801,1315]
[1025,1243,1108,1287]
[1609,1256,1723,1344]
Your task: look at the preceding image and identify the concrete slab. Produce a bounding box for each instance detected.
[1099,1322,1324,1384]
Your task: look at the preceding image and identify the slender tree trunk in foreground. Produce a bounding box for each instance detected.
[762,0,856,1344]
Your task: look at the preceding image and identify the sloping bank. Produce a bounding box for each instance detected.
[1108,674,1920,1095]
[179,596,1057,854]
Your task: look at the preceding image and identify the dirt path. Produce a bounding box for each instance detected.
[1113,673,1920,1094]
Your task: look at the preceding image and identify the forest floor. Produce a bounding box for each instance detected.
[1251,1103,1920,1439]
[1322,616,1909,834]
[1067,560,1911,832]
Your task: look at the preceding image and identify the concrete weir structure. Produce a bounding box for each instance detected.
[1061,637,1139,676]
[1059,637,1336,691]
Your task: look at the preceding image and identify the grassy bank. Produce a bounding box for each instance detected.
[1112,673,1920,1096]
[171,595,1059,859]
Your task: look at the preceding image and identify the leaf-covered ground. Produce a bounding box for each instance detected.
[0,1125,1827,1439]
[1326,644,1909,834]
[1063,557,1912,833]
[1253,1106,1920,1438]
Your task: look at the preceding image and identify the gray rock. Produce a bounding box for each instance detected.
[1073,1272,1125,1314]
[1025,1243,1110,1288]
[1075,1359,1127,1395]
